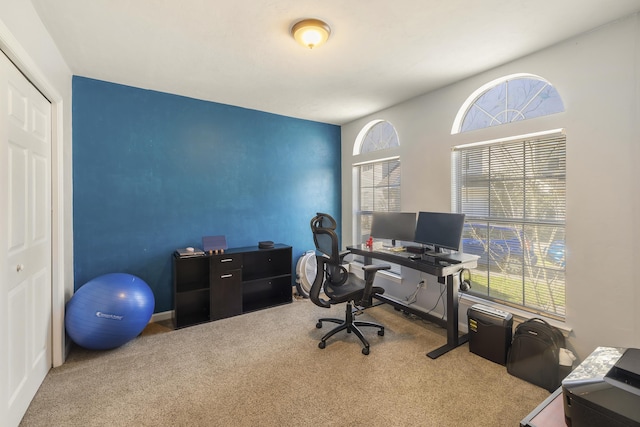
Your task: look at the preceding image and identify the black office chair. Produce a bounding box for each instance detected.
[309,213,390,355]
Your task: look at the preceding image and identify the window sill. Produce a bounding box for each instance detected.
[459,293,573,337]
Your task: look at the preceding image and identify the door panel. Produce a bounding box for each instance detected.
[1,51,52,427]
[8,143,27,251]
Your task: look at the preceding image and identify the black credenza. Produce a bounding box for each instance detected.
[173,243,292,329]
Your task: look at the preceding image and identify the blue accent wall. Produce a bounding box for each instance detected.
[72,76,341,312]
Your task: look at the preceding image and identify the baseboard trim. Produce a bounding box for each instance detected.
[150,310,173,323]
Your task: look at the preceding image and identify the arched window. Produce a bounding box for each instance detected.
[451,74,566,319]
[452,74,564,134]
[353,120,401,250]
[356,120,400,154]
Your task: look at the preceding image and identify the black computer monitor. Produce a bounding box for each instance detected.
[370,212,417,246]
[414,211,466,252]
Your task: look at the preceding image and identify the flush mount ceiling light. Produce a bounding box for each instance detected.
[291,18,331,49]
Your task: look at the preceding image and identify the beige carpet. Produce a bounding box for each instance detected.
[20,299,550,426]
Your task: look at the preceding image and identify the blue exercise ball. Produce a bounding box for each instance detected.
[65,273,155,350]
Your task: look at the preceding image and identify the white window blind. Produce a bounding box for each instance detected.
[452,130,566,318]
[356,157,401,243]
[355,157,402,274]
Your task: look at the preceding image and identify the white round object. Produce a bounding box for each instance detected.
[295,251,317,298]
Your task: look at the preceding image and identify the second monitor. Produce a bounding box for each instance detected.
[370,211,417,247]
[414,211,466,253]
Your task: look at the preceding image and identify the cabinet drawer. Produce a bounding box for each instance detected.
[211,253,242,272]
[243,247,291,281]
[211,268,241,282]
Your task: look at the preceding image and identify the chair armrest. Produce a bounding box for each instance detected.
[309,255,331,308]
[358,263,391,306]
[338,250,351,263]
[362,264,391,274]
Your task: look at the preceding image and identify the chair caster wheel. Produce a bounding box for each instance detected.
[362,347,370,355]
[318,341,326,349]
[316,322,322,329]
[378,329,384,336]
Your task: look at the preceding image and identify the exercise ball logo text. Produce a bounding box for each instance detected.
[95,311,124,321]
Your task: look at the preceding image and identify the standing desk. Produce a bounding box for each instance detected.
[347,245,478,359]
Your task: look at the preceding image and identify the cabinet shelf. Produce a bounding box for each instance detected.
[174,288,210,329]
[175,280,209,293]
[173,244,292,329]
[242,273,291,285]
[243,297,291,314]
[175,312,210,329]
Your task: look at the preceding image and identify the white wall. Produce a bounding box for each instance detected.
[341,13,640,361]
[0,0,73,366]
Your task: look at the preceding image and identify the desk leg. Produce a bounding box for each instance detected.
[426,273,469,359]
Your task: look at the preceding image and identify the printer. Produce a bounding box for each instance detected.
[562,347,640,426]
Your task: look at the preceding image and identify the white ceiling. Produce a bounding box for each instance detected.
[31,0,640,125]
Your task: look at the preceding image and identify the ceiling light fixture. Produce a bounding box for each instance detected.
[291,18,331,49]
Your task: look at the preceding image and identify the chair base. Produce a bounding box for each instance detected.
[315,302,384,355]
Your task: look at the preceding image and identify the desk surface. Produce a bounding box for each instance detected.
[347,245,478,276]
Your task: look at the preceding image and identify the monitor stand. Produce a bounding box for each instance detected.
[424,246,443,263]
[423,253,438,263]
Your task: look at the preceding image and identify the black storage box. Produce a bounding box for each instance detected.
[467,304,513,365]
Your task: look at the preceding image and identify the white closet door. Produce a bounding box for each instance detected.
[0,51,52,427]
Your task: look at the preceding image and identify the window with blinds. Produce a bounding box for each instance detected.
[451,130,566,318]
[353,120,402,273]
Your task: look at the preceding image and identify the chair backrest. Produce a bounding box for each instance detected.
[309,213,348,308]
[310,212,340,264]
